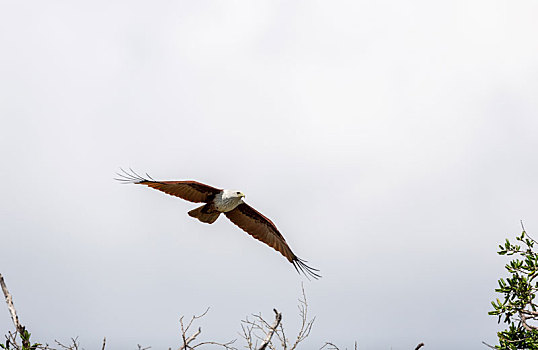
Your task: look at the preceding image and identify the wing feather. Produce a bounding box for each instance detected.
[225,203,320,279]
[115,168,221,203]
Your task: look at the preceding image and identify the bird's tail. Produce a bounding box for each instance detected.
[188,205,220,224]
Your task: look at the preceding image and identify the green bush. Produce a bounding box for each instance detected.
[490,229,538,349]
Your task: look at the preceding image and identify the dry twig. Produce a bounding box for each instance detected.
[320,341,358,350]
[0,273,30,349]
[240,284,315,350]
[258,309,282,350]
[178,308,236,350]
[320,342,340,350]
[289,285,315,350]
[55,338,81,350]
[482,341,497,349]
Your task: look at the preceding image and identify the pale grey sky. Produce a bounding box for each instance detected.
[1,1,538,349]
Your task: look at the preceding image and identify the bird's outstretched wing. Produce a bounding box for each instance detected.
[225,203,321,279]
[115,168,222,203]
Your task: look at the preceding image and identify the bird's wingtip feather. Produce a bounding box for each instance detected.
[293,258,321,280]
[115,167,150,184]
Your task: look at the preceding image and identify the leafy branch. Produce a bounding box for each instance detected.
[489,226,538,349]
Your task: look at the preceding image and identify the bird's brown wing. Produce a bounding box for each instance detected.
[225,203,320,279]
[116,168,222,203]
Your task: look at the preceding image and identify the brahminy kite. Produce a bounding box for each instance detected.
[116,169,320,279]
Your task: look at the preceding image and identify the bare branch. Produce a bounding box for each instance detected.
[55,337,81,350]
[180,307,211,349]
[520,311,538,331]
[415,342,425,350]
[520,309,538,317]
[102,336,106,350]
[177,308,236,350]
[276,323,287,349]
[179,327,202,350]
[258,309,282,350]
[185,327,202,346]
[320,340,360,350]
[320,342,340,350]
[238,285,316,350]
[180,316,188,349]
[0,273,30,348]
[520,221,538,245]
[186,307,210,333]
[240,322,255,350]
[191,339,237,349]
[482,341,497,349]
[0,274,22,332]
[290,285,314,350]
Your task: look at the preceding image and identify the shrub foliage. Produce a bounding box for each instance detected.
[490,229,538,349]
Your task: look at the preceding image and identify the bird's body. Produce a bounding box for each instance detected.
[186,190,245,224]
[213,190,245,212]
[116,169,320,279]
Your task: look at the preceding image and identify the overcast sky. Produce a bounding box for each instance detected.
[1,1,538,349]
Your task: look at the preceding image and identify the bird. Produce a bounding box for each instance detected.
[116,168,320,279]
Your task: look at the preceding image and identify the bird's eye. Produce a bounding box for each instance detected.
[236,191,240,194]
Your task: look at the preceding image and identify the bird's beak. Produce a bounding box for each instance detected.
[241,193,246,198]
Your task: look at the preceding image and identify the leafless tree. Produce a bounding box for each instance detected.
[2,273,423,349]
[239,284,315,350]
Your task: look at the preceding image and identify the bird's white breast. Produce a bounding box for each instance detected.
[214,190,243,212]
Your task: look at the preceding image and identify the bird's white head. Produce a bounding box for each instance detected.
[222,189,246,200]
[233,191,245,199]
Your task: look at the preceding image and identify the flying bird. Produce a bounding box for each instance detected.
[116,169,320,279]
